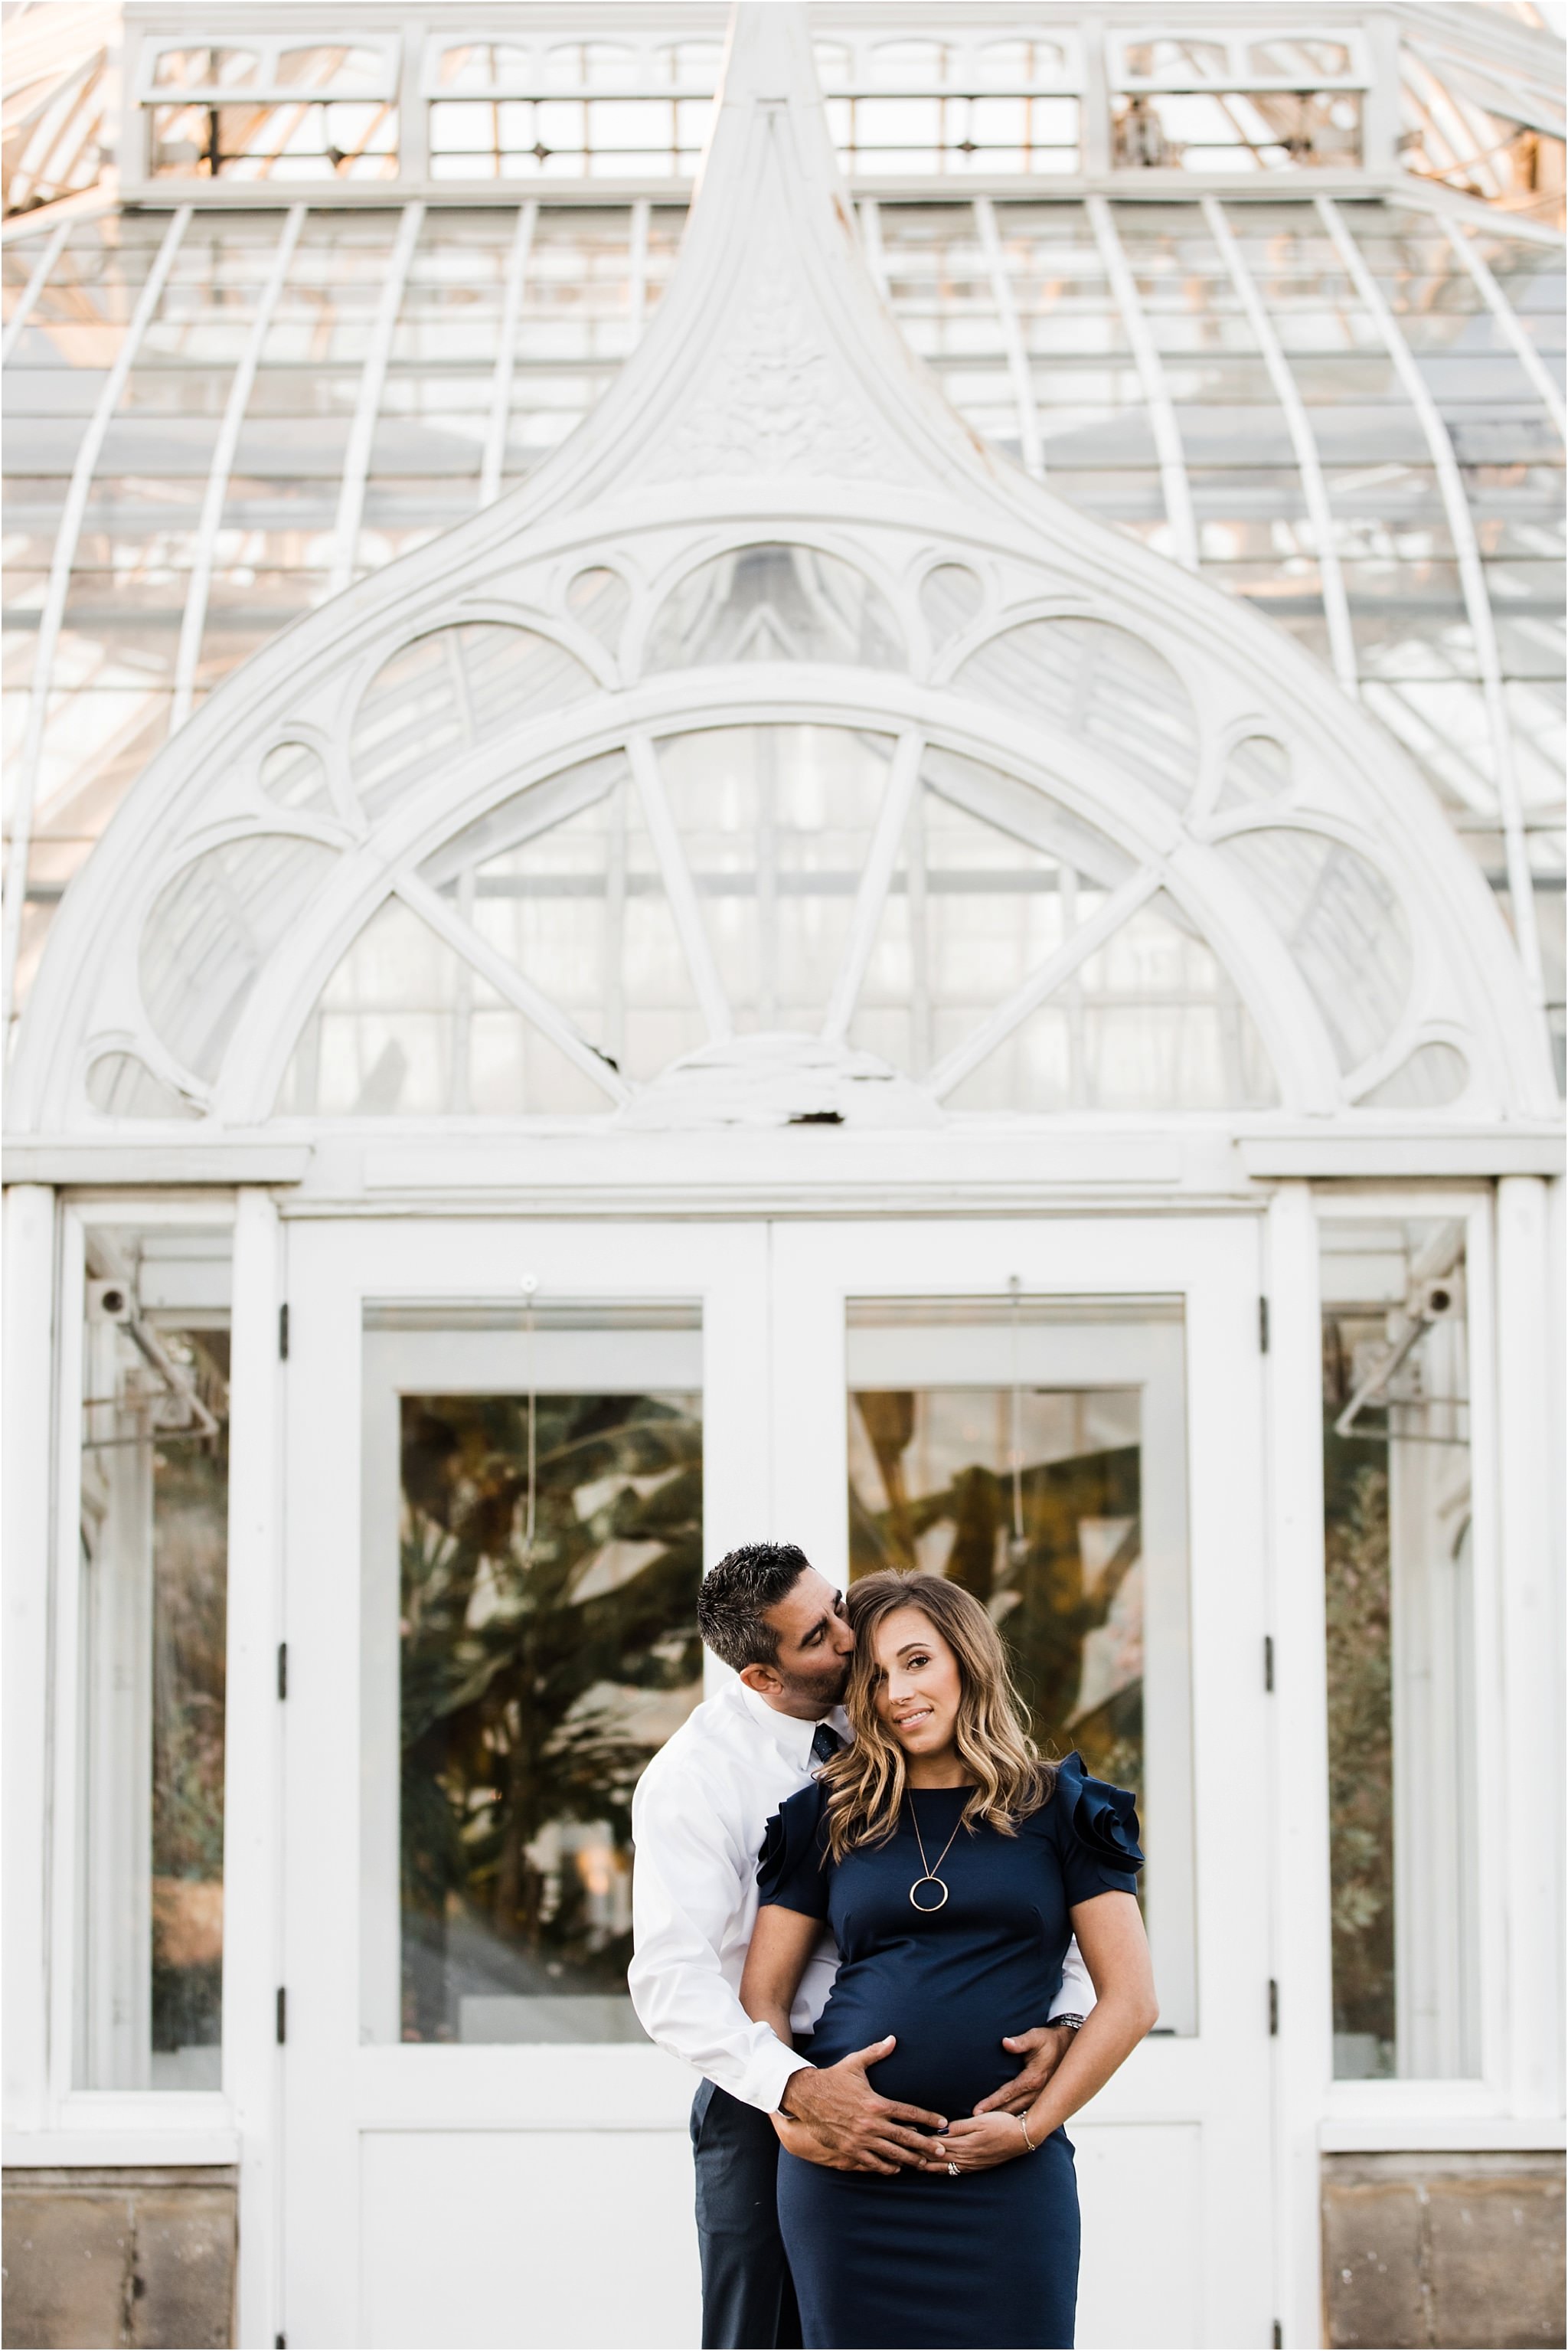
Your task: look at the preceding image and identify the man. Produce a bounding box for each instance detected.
[629,1541,1094,2351]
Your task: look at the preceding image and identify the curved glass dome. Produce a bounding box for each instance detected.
[2,2,1563,1090]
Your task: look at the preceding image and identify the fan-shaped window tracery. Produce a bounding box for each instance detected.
[351,623,598,817]
[1221,826,1411,1070]
[140,834,336,1081]
[643,545,903,672]
[951,618,1200,806]
[279,894,606,1119]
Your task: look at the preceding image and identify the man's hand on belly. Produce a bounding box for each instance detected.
[778,2038,947,2175]
[971,2022,1076,2116]
[770,2112,890,2173]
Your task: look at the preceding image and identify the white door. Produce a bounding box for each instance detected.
[280,1215,1272,2351]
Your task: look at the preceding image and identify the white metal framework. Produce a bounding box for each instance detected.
[5,13,1557,1140]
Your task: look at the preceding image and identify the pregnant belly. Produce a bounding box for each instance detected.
[808,1954,1055,2121]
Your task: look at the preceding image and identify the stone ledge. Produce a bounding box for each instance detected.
[1322,2150,1566,2351]
[2,2167,237,2351]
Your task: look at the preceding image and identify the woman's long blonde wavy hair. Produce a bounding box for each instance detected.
[818,1571,1052,1862]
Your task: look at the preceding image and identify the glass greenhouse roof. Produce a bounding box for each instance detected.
[2,2,1564,1083]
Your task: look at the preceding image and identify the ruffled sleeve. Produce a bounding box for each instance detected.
[1049,1750,1144,1907]
[756,1780,832,1920]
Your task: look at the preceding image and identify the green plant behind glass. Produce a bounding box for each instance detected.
[398,1390,701,2040]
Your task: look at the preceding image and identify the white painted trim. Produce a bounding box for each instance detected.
[2,1186,57,2136]
[1316,196,1544,1004]
[973,196,1044,479]
[856,197,889,297]
[0,217,70,365]
[822,728,921,1041]
[1494,1176,1563,2117]
[926,865,1161,1099]
[2,2128,240,2166]
[45,1207,89,2120]
[0,205,191,1034]
[1201,195,1357,698]
[394,871,632,1107]
[626,732,731,1041]
[172,206,307,734]
[627,195,650,341]
[1265,1183,1332,2351]
[224,1192,286,2349]
[328,202,424,598]
[1086,191,1198,570]
[1319,2117,1567,2152]
[478,199,537,508]
[1437,216,1567,443]
[1463,1192,1511,2107]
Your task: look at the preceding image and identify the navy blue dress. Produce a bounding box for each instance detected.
[758,1752,1142,2351]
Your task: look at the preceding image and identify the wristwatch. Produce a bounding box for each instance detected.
[1052,2013,1085,2032]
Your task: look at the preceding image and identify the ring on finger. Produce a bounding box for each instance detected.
[947,2160,959,2176]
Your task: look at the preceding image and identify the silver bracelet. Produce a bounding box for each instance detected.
[1016,2112,1035,2153]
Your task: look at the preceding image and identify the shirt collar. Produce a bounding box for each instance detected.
[736,1681,851,1767]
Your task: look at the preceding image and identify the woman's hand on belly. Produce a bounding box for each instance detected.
[930,2112,1031,2173]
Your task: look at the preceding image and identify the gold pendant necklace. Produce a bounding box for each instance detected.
[909,1797,965,1912]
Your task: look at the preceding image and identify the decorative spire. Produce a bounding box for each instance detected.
[533,0,1003,512]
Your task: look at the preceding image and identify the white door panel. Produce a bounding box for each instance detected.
[282,1214,1273,2349]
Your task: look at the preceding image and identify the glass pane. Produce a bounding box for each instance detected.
[643,544,903,672]
[361,1308,703,2044]
[952,617,1199,807]
[1222,827,1412,1072]
[279,894,609,1118]
[656,724,896,1031]
[77,1225,230,2089]
[1320,1216,1478,2079]
[140,835,337,1084]
[845,1293,1194,2032]
[351,624,597,821]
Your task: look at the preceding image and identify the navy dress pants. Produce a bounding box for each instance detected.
[691,2080,802,2350]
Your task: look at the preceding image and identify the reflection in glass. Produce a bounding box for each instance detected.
[351,623,596,819]
[397,1388,702,2042]
[1223,828,1411,1072]
[849,1385,1144,1800]
[77,1227,230,2089]
[844,1294,1195,2032]
[139,835,336,1084]
[658,724,894,1031]
[644,544,903,673]
[1321,1216,1478,2078]
[952,617,1198,806]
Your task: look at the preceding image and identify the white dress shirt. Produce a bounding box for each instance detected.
[629,1677,1096,2114]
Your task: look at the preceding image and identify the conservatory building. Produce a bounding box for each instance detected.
[2,4,1563,2346]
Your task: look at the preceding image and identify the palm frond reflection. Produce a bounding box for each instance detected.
[397,1389,702,2042]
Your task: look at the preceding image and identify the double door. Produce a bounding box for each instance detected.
[280,1216,1274,2348]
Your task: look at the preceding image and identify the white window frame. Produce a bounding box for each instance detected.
[41,1192,263,2157]
[1310,1187,1508,2125]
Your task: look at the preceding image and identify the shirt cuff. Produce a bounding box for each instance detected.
[747,2035,812,2116]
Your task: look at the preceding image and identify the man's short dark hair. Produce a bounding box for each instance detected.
[697,1541,812,1675]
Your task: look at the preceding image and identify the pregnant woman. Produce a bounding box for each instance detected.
[740,1571,1156,2351]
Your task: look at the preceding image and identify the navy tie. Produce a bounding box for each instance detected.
[811,1722,844,1767]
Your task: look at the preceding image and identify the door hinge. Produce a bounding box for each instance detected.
[278,1302,289,1360]
[276,1986,287,2045]
[276,1641,288,1701]
[1263,1634,1274,1693]
[1272,2325,1283,2349]
[1258,1295,1270,1352]
[275,2337,287,2349]
[1268,1978,1279,2036]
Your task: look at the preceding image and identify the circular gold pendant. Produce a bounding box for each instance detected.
[910,1875,949,1912]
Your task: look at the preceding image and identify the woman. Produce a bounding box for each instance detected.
[740,1571,1157,2351]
